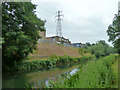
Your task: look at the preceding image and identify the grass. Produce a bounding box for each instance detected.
[47,54,118,88]
[111,58,118,88]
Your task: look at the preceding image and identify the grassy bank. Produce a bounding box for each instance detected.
[111,59,118,88]
[47,54,118,88]
[15,54,96,72]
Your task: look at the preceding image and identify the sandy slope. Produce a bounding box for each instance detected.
[29,43,80,59]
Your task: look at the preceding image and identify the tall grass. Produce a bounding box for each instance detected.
[49,54,118,88]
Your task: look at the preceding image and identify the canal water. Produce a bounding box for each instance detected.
[2,64,80,88]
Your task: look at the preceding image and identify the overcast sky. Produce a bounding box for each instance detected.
[32,0,119,45]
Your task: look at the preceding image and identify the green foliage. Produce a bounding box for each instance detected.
[78,48,89,55]
[86,42,91,46]
[2,2,45,68]
[51,54,118,88]
[107,14,120,54]
[89,43,105,57]
[85,42,91,48]
[47,77,56,88]
[0,38,4,49]
[49,55,57,59]
[14,54,95,72]
[88,40,117,58]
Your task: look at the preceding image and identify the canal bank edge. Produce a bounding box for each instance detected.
[4,54,96,74]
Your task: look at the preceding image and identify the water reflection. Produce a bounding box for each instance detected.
[45,68,79,88]
[2,64,80,88]
[3,73,31,88]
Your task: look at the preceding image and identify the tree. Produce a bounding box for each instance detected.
[78,48,89,55]
[2,2,46,67]
[97,40,109,55]
[88,44,105,58]
[86,42,91,47]
[97,40,106,45]
[88,40,117,58]
[107,14,120,54]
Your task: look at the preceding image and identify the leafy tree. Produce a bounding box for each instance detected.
[88,40,117,58]
[107,14,120,54]
[0,38,4,49]
[97,40,106,45]
[2,2,45,68]
[92,43,95,46]
[97,40,109,55]
[85,42,91,49]
[88,44,105,58]
[86,42,91,47]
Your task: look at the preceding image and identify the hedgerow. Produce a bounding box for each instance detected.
[17,54,96,72]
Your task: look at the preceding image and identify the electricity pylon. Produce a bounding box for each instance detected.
[55,10,64,38]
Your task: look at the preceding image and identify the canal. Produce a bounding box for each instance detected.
[2,64,80,88]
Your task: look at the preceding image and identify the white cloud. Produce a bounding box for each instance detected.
[32,0,119,46]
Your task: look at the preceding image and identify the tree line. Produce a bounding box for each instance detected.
[78,40,117,58]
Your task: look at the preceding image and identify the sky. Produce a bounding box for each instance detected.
[32,0,119,45]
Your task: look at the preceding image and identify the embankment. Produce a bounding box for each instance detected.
[28,43,81,60]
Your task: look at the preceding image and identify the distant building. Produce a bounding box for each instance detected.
[72,43,86,48]
[72,43,81,47]
[39,31,46,38]
[38,31,71,44]
[45,36,71,44]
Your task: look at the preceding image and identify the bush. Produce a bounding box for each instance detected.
[17,54,96,72]
[78,48,89,55]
